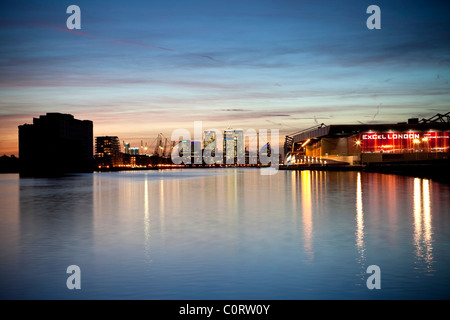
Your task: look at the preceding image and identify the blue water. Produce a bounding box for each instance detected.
[1,168,449,299]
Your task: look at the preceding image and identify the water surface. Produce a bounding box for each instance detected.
[0,168,449,299]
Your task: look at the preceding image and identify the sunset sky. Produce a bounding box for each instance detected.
[1,0,449,156]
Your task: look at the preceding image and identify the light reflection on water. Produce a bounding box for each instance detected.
[355,172,366,282]
[0,169,449,299]
[301,171,313,261]
[413,178,434,274]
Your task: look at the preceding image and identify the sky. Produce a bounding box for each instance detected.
[1,0,449,155]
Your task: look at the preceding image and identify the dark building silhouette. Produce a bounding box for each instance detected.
[19,113,93,176]
[0,155,19,173]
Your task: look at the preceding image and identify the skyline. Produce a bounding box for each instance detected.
[1,0,450,156]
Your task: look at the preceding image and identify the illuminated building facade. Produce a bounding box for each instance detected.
[204,130,217,149]
[95,136,121,168]
[284,119,450,166]
[124,142,131,154]
[174,140,202,164]
[19,113,93,176]
[130,147,139,155]
[224,128,245,164]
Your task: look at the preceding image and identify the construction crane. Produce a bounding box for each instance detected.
[153,133,163,157]
[162,137,168,157]
[152,133,174,158]
[419,111,450,124]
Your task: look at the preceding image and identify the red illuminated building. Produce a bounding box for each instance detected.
[284,117,450,166]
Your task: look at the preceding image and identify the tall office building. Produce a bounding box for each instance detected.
[130,147,139,155]
[203,130,224,164]
[124,142,131,154]
[19,113,93,176]
[224,128,245,164]
[204,130,217,148]
[95,136,121,167]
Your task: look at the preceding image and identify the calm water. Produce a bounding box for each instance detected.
[0,168,449,300]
